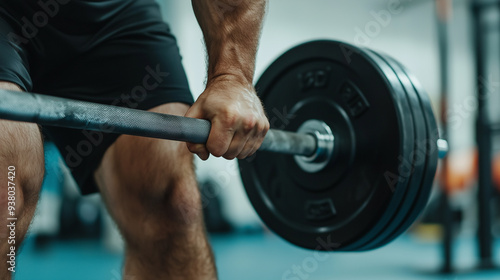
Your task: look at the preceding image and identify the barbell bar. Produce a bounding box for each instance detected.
[0,89,446,166]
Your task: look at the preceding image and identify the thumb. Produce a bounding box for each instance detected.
[184,102,203,119]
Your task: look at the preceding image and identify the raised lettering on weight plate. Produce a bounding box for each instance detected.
[298,68,331,92]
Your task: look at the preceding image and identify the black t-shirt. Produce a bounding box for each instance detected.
[1,0,162,35]
[0,0,169,84]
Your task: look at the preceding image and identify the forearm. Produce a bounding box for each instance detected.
[192,0,267,85]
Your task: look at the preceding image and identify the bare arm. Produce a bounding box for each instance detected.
[192,0,266,85]
[186,0,269,160]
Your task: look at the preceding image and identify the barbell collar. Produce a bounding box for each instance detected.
[437,139,449,159]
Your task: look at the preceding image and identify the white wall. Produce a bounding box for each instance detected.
[158,0,477,228]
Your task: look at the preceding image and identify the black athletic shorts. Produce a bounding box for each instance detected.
[0,0,194,194]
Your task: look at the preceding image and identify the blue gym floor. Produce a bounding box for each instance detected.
[13,233,500,280]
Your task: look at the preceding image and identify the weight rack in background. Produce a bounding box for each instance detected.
[471,0,498,270]
[438,0,500,273]
[436,0,453,273]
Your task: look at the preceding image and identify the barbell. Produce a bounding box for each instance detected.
[0,40,447,251]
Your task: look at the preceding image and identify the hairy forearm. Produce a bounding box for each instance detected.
[192,0,267,85]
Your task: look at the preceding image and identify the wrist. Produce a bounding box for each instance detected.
[205,41,256,86]
[206,72,254,89]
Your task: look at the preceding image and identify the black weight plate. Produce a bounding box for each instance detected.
[373,59,440,247]
[357,52,428,250]
[339,50,416,251]
[239,40,414,251]
[370,55,433,249]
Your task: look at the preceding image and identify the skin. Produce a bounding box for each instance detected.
[0,82,45,280]
[186,0,270,160]
[0,1,268,279]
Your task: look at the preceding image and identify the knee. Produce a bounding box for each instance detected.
[140,174,204,229]
[107,139,202,223]
[164,177,204,226]
[0,121,44,219]
[112,177,203,249]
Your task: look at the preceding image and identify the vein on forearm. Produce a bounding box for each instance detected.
[192,0,267,85]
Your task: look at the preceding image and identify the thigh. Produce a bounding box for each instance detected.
[0,86,44,277]
[0,118,44,202]
[0,118,44,240]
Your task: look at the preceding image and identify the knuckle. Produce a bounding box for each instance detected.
[222,149,238,160]
[187,144,202,153]
[242,117,257,132]
[237,154,247,160]
[207,143,226,157]
[238,150,252,160]
[224,143,245,160]
[262,119,271,132]
[223,154,237,160]
[186,144,197,153]
[242,148,254,159]
[258,126,269,139]
[211,150,225,158]
[255,119,270,135]
[221,109,239,126]
[240,143,256,159]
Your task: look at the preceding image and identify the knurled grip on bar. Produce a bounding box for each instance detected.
[0,89,318,157]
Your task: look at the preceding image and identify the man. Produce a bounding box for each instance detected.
[0,0,269,279]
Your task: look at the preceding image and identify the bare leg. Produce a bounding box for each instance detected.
[0,82,45,280]
[94,103,217,280]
